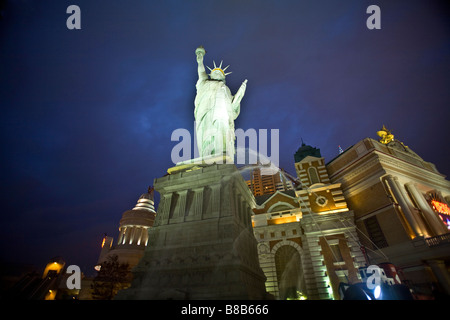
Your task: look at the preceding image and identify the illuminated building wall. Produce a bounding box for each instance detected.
[252,143,365,300]
[327,136,450,297]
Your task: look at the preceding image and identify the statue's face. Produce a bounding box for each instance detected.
[210,70,225,81]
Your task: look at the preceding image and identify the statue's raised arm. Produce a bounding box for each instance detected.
[195,46,208,82]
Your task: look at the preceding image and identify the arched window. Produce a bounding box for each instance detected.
[308,167,320,184]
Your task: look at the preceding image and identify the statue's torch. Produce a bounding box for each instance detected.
[195,46,206,59]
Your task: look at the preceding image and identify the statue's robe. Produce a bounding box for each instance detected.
[194,78,240,158]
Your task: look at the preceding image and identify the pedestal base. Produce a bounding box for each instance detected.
[115,163,268,300]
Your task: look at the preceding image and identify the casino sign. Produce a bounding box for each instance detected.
[428,193,450,229]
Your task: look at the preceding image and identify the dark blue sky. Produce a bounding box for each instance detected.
[1,1,449,274]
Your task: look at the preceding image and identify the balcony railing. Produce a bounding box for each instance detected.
[425,233,450,247]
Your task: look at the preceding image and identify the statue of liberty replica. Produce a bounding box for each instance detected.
[115,46,268,300]
[194,46,247,161]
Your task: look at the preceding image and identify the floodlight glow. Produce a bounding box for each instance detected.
[374,285,381,299]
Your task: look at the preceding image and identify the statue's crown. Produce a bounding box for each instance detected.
[207,60,232,76]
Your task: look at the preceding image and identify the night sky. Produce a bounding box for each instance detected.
[1,1,449,275]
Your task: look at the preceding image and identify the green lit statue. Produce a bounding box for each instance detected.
[194,46,247,160]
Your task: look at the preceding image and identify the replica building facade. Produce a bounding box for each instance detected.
[251,143,366,300]
[326,128,450,297]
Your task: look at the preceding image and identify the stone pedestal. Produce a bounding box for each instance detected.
[116,162,268,300]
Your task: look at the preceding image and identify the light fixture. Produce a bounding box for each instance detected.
[374,285,381,299]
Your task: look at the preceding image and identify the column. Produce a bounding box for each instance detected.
[128,226,136,245]
[405,182,448,236]
[427,260,450,296]
[142,227,149,246]
[137,227,146,246]
[123,226,132,245]
[383,175,424,237]
[190,187,204,218]
[161,193,173,224]
[117,227,125,245]
[135,227,141,245]
[174,190,188,219]
[209,184,221,217]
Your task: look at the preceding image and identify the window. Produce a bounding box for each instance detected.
[308,167,320,184]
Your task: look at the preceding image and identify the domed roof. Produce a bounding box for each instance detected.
[133,186,156,212]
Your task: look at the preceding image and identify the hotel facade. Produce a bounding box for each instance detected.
[327,135,450,297]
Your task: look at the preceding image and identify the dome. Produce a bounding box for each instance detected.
[132,186,155,212]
